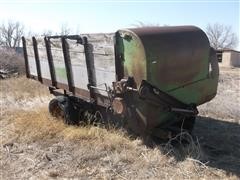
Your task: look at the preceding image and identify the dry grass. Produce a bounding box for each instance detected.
[10,108,130,147]
[0,67,240,179]
[1,108,233,179]
[0,76,50,100]
[0,48,25,75]
[0,76,51,114]
[199,67,240,121]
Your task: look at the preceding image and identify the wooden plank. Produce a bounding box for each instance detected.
[44,37,57,86]
[32,37,42,83]
[22,37,30,78]
[61,37,75,93]
[24,33,116,98]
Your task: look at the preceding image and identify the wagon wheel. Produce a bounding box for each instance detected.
[48,98,65,119]
[48,97,79,125]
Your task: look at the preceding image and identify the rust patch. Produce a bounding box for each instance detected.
[112,97,126,114]
[130,26,210,90]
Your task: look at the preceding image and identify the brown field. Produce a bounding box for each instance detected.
[0,67,239,179]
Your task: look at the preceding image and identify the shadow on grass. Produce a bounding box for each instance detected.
[149,116,240,177]
[193,116,240,176]
[78,113,240,177]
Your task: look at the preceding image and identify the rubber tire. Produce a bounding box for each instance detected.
[49,97,79,125]
[48,98,65,119]
[62,98,79,125]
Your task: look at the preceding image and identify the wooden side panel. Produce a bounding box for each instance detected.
[26,39,37,76]
[82,34,116,96]
[35,37,51,81]
[26,38,51,81]
[50,39,68,85]
[25,33,116,98]
[67,40,89,91]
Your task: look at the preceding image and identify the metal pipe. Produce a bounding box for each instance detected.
[126,87,138,92]
[171,107,198,115]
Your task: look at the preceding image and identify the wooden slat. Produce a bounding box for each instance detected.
[44,37,57,86]
[83,36,96,102]
[25,33,116,98]
[32,37,42,83]
[22,37,30,78]
[61,37,75,94]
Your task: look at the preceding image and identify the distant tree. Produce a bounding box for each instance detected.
[26,30,38,37]
[0,21,24,48]
[41,24,79,37]
[206,23,238,50]
[60,23,72,35]
[42,29,54,36]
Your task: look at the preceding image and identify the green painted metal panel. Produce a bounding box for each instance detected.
[116,26,219,128]
[117,26,218,105]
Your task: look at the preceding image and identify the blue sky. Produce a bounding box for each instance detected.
[0,0,239,49]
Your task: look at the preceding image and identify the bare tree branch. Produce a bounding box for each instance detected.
[206,23,238,50]
[0,21,24,48]
[41,24,79,37]
[60,23,71,36]
[42,29,54,36]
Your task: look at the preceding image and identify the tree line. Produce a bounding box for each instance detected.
[0,21,78,48]
[0,20,238,50]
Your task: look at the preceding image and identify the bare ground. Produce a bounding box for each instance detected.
[0,67,239,179]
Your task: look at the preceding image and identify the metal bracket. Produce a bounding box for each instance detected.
[139,80,198,116]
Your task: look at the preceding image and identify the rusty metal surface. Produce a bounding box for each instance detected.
[112,97,126,114]
[129,26,204,36]
[115,29,147,88]
[116,26,219,105]
[115,26,219,132]
[129,26,210,92]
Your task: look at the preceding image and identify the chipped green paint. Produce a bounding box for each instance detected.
[117,30,147,88]
[116,26,219,129]
[118,27,218,105]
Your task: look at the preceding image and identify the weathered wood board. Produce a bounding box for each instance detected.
[25,33,116,97]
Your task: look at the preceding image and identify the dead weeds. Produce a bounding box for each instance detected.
[0,68,239,179]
